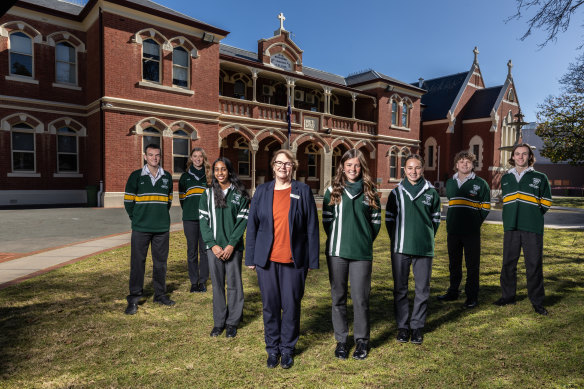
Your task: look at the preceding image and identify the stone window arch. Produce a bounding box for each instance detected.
[399,147,411,178]
[387,146,399,179]
[469,135,484,171]
[424,137,437,171]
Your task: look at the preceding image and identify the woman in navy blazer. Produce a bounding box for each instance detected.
[245,149,319,369]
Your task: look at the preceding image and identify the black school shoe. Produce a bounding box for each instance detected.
[352,340,368,360]
[396,328,409,343]
[334,342,349,359]
[410,328,423,345]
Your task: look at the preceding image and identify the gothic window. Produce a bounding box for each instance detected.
[401,104,409,128]
[235,137,250,176]
[389,148,397,179]
[391,100,398,126]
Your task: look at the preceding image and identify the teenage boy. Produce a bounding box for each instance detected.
[123,143,174,315]
[494,143,552,316]
[438,151,490,308]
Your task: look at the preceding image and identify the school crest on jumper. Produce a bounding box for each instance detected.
[422,194,433,206]
[529,178,541,189]
[469,184,480,196]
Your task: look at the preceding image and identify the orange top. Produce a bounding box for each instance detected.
[270,187,293,263]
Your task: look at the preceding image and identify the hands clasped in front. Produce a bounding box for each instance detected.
[212,244,235,261]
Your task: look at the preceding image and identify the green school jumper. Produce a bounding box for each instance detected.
[178,166,207,220]
[446,173,491,235]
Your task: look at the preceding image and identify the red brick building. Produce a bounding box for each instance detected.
[417,47,521,193]
[1,1,518,206]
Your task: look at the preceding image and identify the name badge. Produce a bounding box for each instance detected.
[290,193,300,199]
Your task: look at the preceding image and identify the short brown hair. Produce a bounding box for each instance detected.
[405,154,425,167]
[271,149,298,174]
[453,151,476,171]
[508,143,536,167]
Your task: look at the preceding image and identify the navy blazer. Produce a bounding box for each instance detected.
[245,180,320,270]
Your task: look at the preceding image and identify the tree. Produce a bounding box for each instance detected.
[509,0,584,47]
[536,55,584,165]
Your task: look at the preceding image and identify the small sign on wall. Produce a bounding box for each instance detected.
[304,116,319,131]
[270,53,292,71]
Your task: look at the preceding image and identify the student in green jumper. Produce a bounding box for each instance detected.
[493,143,552,315]
[199,157,250,338]
[385,154,440,345]
[179,147,211,293]
[323,148,381,360]
[123,143,174,315]
[438,151,491,308]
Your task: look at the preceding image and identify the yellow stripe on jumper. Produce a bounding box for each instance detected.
[135,195,170,202]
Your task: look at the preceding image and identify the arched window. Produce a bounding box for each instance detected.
[391,100,398,126]
[142,39,160,83]
[11,123,35,172]
[56,127,78,172]
[389,148,398,179]
[55,41,76,84]
[172,46,189,88]
[10,32,33,77]
[142,127,162,163]
[234,80,246,99]
[306,144,319,178]
[173,129,190,173]
[401,104,409,128]
[469,135,484,171]
[399,148,410,178]
[234,137,250,176]
[424,137,437,171]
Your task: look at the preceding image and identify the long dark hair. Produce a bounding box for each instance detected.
[211,157,250,208]
[508,143,536,167]
[329,149,379,209]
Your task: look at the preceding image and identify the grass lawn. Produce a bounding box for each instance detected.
[0,222,583,388]
[551,196,584,209]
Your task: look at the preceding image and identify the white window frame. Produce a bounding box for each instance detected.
[56,126,79,173]
[172,129,190,174]
[9,31,34,79]
[388,147,398,180]
[234,137,250,177]
[172,46,190,88]
[142,38,161,84]
[11,122,36,173]
[469,135,484,171]
[55,41,77,85]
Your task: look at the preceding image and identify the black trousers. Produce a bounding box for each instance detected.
[183,220,209,285]
[447,233,481,300]
[256,261,307,356]
[501,230,545,306]
[127,230,169,304]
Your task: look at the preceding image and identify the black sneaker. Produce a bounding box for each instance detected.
[463,299,478,309]
[198,283,207,292]
[124,302,138,315]
[210,326,224,337]
[226,325,238,338]
[267,353,280,368]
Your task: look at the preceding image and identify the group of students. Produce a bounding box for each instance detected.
[123,142,552,369]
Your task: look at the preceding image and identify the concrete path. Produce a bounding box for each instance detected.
[0,204,582,289]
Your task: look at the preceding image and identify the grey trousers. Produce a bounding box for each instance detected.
[501,230,545,306]
[207,249,244,328]
[127,230,169,304]
[327,256,372,343]
[183,220,209,285]
[391,253,432,329]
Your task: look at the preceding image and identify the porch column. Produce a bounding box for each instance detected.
[286,77,296,108]
[321,148,333,195]
[351,92,357,119]
[323,86,332,115]
[251,68,259,102]
[250,139,259,194]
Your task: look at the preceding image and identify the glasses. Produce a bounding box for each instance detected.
[274,161,294,168]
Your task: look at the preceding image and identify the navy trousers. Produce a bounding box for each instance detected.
[447,233,481,300]
[127,230,169,304]
[256,261,307,355]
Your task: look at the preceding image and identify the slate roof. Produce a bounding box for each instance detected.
[462,86,503,120]
[414,71,469,121]
[219,44,259,62]
[15,0,226,33]
[346,70,423,91]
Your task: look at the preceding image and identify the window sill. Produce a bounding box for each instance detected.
[53,173,83,178]
[8,172,41,177]
[137,81,194,95]
[5,75,39,85]
[307,177,319,182]
[52,82,82,91]
[390,125,410,131]
[388,178,400,183]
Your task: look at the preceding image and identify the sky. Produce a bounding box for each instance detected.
[160,0,583,122]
